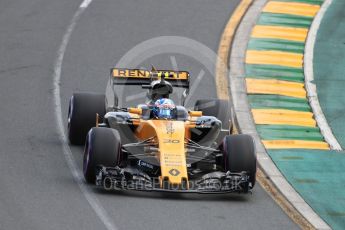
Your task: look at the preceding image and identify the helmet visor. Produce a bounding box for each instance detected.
[158,108,172,119]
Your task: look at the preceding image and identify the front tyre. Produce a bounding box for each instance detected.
[68,93,106,145]
[222,134,256,189]
[83,127,122,183]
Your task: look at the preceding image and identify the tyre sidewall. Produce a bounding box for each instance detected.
[68,93,106,145]
[222,134,257,187]
[83,127,121,183]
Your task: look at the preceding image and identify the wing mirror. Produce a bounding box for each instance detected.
[189,111,202,117]
[128,108,143,115]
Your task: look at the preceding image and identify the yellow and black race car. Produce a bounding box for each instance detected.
[67,68,256,193]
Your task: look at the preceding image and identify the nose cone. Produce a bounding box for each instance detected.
[150,120,188,187]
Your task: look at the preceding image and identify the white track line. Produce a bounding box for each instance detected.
[52,1,118,230]
[304,0,342,151]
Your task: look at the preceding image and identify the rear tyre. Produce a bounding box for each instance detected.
[194,99,232,132]
[83,127,122,183]
[68,93,106,145]
[222,134,256,189]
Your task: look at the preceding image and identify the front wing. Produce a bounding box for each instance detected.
[95,166,252,194]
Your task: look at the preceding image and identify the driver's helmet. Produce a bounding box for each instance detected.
[152,98,176,119]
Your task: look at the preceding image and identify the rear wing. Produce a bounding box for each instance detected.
[111,68,190,88]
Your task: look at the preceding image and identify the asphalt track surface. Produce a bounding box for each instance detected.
[0,0,299,229]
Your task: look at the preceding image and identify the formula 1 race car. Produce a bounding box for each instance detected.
[67,68,256,193]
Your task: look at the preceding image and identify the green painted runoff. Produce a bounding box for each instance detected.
[268,149,345,230]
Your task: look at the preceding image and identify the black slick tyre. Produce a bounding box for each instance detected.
[222,134,256,189]
[83,127,122,183]
[68,93,106,145]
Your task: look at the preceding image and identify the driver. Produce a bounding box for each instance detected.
[152,98,176,119]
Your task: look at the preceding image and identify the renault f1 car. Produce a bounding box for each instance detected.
[67,68,256,193]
